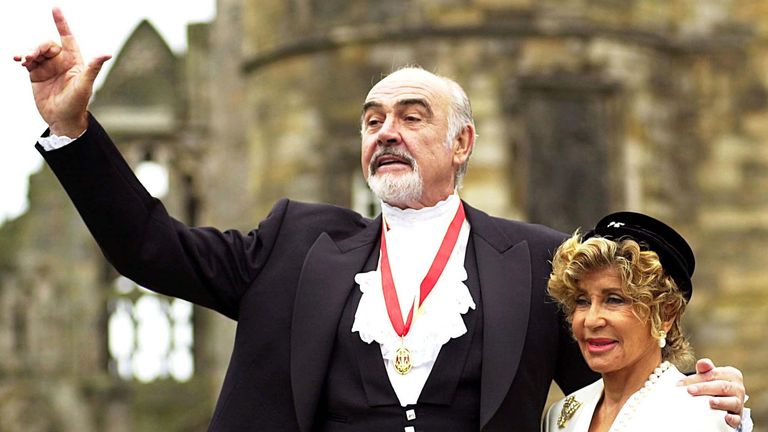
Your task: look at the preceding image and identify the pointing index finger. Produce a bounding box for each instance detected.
[52,7,73,38]
[51,6,83,61]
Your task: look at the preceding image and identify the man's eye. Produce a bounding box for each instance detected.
[404,115,421,122]
[367,119,381,127]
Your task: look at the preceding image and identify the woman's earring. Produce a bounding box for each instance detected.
[657,330,667,348]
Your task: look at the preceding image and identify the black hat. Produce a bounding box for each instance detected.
[582,211,695,300]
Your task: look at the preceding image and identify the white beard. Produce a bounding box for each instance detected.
[367,169,424,207]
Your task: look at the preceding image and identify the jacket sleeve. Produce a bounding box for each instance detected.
[38,114,285,320]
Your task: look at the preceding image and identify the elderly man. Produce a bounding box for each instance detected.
[16,8,749,432]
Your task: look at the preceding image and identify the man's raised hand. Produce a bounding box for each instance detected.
[14,7,111,137]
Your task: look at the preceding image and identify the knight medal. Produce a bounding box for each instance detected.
[394,345,412,375]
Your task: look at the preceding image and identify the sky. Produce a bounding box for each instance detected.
[0,1,217,226]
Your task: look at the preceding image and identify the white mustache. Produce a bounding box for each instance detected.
[368,147,417,176]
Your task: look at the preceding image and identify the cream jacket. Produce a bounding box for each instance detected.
[543,365,733,432]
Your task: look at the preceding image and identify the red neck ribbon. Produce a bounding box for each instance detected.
[379,201,466,338]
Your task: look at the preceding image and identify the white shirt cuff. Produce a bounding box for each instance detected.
[38,129,86,151]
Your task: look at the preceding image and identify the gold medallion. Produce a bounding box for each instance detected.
[393,345,412,375]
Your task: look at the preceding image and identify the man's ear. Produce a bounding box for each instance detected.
[452,123,475,167]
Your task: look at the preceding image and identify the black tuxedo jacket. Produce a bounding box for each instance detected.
[40,116,596,431]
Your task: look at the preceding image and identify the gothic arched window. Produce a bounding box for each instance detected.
[108,276,194,382]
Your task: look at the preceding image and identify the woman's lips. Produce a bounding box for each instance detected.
[585,338,618,353]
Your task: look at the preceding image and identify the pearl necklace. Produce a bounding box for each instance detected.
[611,361,672,432]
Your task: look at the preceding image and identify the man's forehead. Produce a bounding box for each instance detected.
[364,71,450,106]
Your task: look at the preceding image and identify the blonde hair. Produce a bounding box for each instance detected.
[548,231,693,368]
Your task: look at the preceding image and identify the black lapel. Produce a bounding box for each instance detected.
[463,204,533,430]
[290,217,381,432]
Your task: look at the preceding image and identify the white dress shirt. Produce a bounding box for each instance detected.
[352,193,475,407]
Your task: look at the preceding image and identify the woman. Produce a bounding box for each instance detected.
[544,212,733,432]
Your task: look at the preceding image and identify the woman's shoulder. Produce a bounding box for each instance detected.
[639,366,734,431]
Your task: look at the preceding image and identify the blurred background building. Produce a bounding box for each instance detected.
[1,0,767,430]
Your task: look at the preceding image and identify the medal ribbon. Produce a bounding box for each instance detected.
[380,201,466,338]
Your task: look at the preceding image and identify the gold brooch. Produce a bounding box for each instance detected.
[557,395,582,428]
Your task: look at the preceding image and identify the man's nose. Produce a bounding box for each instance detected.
[376,119,400,146]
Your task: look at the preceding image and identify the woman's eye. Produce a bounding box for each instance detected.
[606,295,626,304]
[575,296,589,306]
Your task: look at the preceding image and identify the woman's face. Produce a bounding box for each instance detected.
[571,266,661,376]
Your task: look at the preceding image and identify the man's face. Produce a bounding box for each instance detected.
[360,70,458,209]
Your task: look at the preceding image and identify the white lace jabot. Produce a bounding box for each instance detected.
[351,194,475,406]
